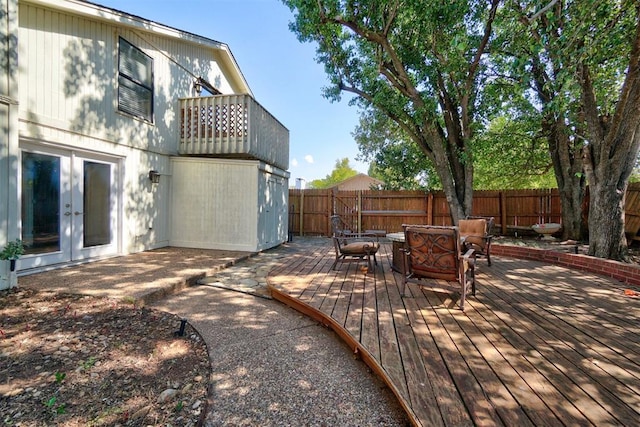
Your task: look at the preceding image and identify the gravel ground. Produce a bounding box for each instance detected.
[149,284,410,427]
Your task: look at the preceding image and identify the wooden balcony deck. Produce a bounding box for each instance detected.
[179,95,289,171]
[267,239,640,427]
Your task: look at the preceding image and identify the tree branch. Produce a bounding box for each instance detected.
[382,0,401,38]
[604,14,640,167]
[338,81,432,156]
[462,0,500,139]
[526,0,560,23]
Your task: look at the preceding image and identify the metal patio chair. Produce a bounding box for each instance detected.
[459,216,494,266]
[401,224,476,310]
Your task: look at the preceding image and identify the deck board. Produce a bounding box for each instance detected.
[268,239,640,427]
[480,264,639,424]
[386,281,440,426]
[360,272,380,362]
[373,268,408,403]
[342,271,363,340]
[416,285,536,427]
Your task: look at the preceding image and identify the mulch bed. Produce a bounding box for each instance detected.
[0,288,209,426]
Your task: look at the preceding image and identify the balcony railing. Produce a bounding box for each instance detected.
[179,94,289,171]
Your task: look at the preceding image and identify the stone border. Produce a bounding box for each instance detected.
[492,244,640,288]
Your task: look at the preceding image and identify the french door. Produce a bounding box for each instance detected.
[20,144,120,270]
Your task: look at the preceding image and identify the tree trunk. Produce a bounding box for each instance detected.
[427,144,471,224]
[587,181,628,260]
[545,119,586,241]
[579,15,640,261]
[558,183,585,241]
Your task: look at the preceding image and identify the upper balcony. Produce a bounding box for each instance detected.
[179,94,289,171]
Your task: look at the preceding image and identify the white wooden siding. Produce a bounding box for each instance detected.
[18,2,236,153]
[16,1,243,258]
[170,158,260,251]
[170,158,289,252]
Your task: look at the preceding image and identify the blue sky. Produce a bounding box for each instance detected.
[96,0,369,183]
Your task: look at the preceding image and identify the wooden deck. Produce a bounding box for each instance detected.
[267,239,640,427]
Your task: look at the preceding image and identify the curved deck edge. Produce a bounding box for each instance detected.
[267,284,421,427]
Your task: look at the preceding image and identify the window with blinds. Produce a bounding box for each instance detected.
[118,37,153,122]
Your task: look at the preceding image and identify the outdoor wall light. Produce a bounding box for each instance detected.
[148,170,161,184]
[193,79,202,95]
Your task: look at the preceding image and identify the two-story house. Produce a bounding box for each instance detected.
[0,0,289,284]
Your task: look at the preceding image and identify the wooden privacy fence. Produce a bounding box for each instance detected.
[289,182,640,240]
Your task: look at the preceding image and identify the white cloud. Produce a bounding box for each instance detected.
[291,158,298,167]
[304,155,314,164]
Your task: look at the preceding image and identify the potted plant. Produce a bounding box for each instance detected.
[0,239,25,272]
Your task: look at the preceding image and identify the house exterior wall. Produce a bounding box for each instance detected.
[170,158,288,252]
[18,1,238,154]
[334,174,384,191]
[0,0,20,285]
[15,1,235,258]
[257,162,289,251]
[0,0,289,275]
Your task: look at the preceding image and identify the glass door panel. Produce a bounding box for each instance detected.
[71,155,118,260]
[83,161,112,247]
[20,148,73,270]
[21,152,61,254]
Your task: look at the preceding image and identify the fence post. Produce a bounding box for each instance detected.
[500,191,507,235]
[299,190,304,236]
[327,189,333,237]
[357,190,363,234]
[427,192,434,225]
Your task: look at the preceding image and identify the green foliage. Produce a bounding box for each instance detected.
[630,156,640,182]
[81,356,97,371]
[356,109,439,190]
[283,0,502,216]
[44,396,66,416]
[45,397,57,408]
[308,158,359,189]
[55,372,66,383]
[356,101,555,189]
[473,117,556,189]
[0,239,24,261]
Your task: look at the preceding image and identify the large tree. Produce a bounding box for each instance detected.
[492,1,587,240]
[505,0,640,259]
[579,1,640,259]
[283,0,500,223]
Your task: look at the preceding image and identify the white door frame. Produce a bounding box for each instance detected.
[18,142,122,270]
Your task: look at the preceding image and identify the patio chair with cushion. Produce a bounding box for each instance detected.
[331,235,380,272]
[401,224,476,310]
[330,214,381,272]
[459,216,494,266]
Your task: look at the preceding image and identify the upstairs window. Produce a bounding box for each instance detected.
[118,37,153,122]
